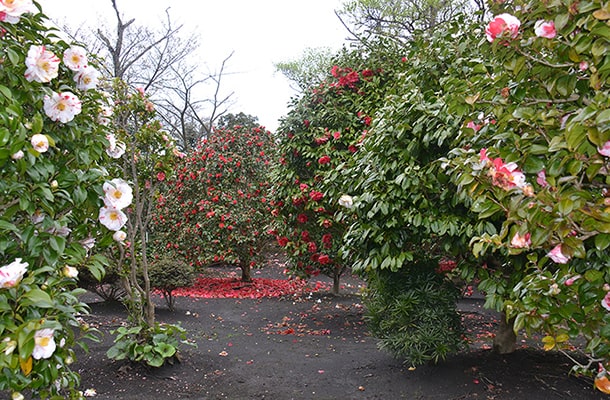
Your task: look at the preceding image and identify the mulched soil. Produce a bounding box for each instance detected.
[67,256,606,400]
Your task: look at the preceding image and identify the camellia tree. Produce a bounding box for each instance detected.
[102,80,190,367]
[442,0,610,389]
[0,1,129,397]
[153,125,276,282]
[270,45,399,295]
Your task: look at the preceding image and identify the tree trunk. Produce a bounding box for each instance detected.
[240,263,252,282]
[332,271,341,296]
[493,311,516,354]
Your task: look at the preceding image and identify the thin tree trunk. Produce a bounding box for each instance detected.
[493,311,516,354]
[332,271,341,296]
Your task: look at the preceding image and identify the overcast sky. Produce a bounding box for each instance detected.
[36,0,350,131]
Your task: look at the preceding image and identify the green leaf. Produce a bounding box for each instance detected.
[0,220,19,233]
[31,113,43,135]
[22,289,54,308]
[594,233,610,251]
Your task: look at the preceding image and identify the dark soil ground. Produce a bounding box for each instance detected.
[71,257,607,400]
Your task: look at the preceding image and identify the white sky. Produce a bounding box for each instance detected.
[36,0,350,131]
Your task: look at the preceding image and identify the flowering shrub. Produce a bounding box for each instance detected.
[443,0,610,381]
[0,3,121,397]
[103,80,186,367]
[153,125,276,281]
[271,47,397,294]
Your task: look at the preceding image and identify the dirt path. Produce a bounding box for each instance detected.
[71,266,605,399]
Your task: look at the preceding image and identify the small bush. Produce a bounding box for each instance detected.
[106,322,193,367]
[364,263,465,366]
[149,255,195,311]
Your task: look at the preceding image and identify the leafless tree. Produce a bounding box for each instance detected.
[155,52,235,152]
[83,0,234,151]
[337,0,487,45]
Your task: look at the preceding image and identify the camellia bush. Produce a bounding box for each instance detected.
[336,21,485,364]
[103,80,191,367]
[153,125,276,282]
[0,2,126,398]
[270,46,399,294]
[442,0,610,388]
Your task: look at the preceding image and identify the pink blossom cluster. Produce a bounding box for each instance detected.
[479,148,527,191]
[485,13,557,44]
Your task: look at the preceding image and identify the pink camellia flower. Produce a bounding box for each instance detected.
[548,244,570,264]
[30,133,49,153]
[510,232,531,248]
[62,46,88,71]
[598,141,610,157]
[537,170,549,187]
[73,65,99,91]
[534,20,556,39]
[103,178,133,210]
[24,45,60,83]
[485,13,521,43]
[11,150,24,160]
[98,206,128,231]
[602,292,610,311]
[43,91,82,123]
[0,0,37,24]
[0,258,28,288]
[564,275,581,286]
[32,329,56,360]
[579,61,589,72]
[318,155,331,165]
[466,121,482,132]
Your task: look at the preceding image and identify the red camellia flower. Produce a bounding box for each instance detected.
[296,213,308,224]
[277,236,289,247]
[301,230,310,242]
[157,171,166,181]
[318,155,331,165]
[307,241,317,253]
[322,233,332,248]
[309,190,324,201]
[318,254,331,264]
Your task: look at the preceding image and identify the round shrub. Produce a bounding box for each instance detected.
[364,263,465,366]
[149,255,196,311]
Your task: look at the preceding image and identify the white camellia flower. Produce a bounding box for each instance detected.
[30,134,49,153]
[24,45,60,83]
[112,231,127,242]
[98,206,127,231]
[43,91,82,123]
[32,329,56,360]
[338,194,353,208]
[0,258,28,289]
[73,65,100,91]
[106,141,125,159]
[103,178,133,210]
[62,46,88,71]
[0,0,36,24]
[11,150,24,160]
[63,266,78,278]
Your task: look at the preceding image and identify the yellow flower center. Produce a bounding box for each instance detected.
[36,337,50,347]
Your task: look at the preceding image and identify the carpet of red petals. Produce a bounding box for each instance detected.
[170,274,332,299]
